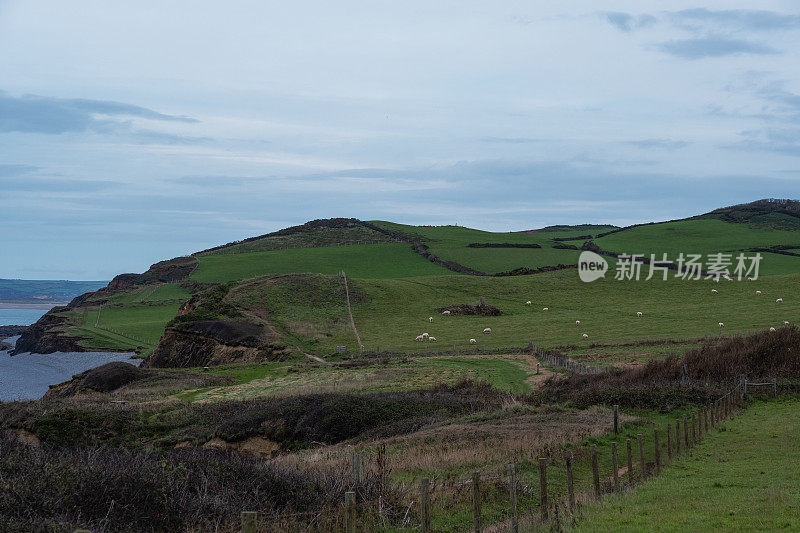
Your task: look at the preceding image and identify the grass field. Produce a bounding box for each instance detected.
[191,243,455,283]
[589,217,800,257]
[572,399,800,531]
[347,270,800,354]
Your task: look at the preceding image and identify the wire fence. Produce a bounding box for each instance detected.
[532,345,602,375]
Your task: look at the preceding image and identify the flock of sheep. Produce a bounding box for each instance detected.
[414,288,789,345]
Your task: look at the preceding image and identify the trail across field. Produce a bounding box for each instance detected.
[571,399,800,531]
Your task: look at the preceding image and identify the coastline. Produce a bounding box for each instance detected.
[0,302,64,310]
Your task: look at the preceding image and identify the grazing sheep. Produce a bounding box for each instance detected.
[428,316,433,322]
[483,327,492,334]
[777,298,784,303]
[575,320,581,325]
[582,333,589,339]
[784,321,790,325]
[770,327,776,332]
[542,307,549,312]
[711,289,718,294]
[718,322,724,327]
[428,336,436,342]
[525,300,532,306]
[469,338,477,344]
[415,335,424,341]
[636,311,643,317]
[422,332,429,339]
[756,290,762,295]
[442,310,451,315]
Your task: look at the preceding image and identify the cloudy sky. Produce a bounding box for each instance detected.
[2,1,800,279]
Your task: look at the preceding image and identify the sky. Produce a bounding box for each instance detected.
[2,1,800,279]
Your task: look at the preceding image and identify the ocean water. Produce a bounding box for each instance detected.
[0,337,139,402]
[0,307,49,326]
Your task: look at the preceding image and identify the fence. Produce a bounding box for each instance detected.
[205,381,753,532]
[531,345,602,375]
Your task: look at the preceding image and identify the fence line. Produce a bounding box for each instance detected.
[531,345,602,375]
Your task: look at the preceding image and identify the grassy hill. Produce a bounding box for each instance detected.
[16,200,800,362]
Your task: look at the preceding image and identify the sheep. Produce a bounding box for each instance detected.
[575,320,581,325]
[777,298,784,303]
[756,290,762,295]
[428,316,433,322]
[770,327,776,332]
[469,338,477,344]
[711,289,718,294]
[784,321,790,325]
[422,332,429,339]
[525,301,532,306]
[415,335,424,341]
[442,310,451,315]
[428,336,436,342]
[718,322,724,327]
[483,327,492,334]
[542,307,549,312]
[636,311,643,317]
[582,333,589,339]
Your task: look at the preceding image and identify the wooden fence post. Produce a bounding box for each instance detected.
[666,424,672,460]
[675,420,681,455]
[472,471,482,532]
[566,452,575,510]
[692,414,697,444]
[613,404,619,434]
[683,416,689,449]
[508,464,518,533]
[637,434,645,478]
[345,492,356,533]
[421,478,431,533]
[241,511,257,533]
[352,452,364,484]
[653,428,660,473]
[626,439,633,485]
[773,377,777,397]
[704,409,709,434]
[591,445,600,499]
[611,442,619,491]
[539,458,549,519]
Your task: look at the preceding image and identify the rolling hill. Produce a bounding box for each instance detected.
[13,199,800,365]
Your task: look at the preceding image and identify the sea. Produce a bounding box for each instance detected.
[0,304,139,402]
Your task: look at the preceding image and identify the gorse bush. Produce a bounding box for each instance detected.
[0,434,381,532]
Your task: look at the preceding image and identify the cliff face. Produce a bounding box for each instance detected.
[11,311,86,355]
[145,323,289,368]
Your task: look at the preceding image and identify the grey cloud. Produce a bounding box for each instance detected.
[604,12,656,32]
[657,37,778,59]
[670,9,800,31]
[0,175,120,192]
[0,91,197,135]
[625,139,690,150]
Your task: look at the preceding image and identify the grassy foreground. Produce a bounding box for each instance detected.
[572,399,800,532]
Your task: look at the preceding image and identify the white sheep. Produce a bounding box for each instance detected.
[582,333,589,339]
[542,307,549,312]
[711,289,718,294]
[483,327,492,334]
[422,332,429,339]
[415,335,424,341]
[575,320,581,325]
[525,300,532,306]
[428,336,436,342]
[428,316,433,322]
[442,310,451,315]
[770,327,776,332]
[636,311,643,317]
[718,322,724,327]
[777,298,783,303]
[784,321,790,325]
[756,290,762,295]
[469,338,477,344]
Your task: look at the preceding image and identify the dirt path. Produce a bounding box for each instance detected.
[341,271,364,353]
